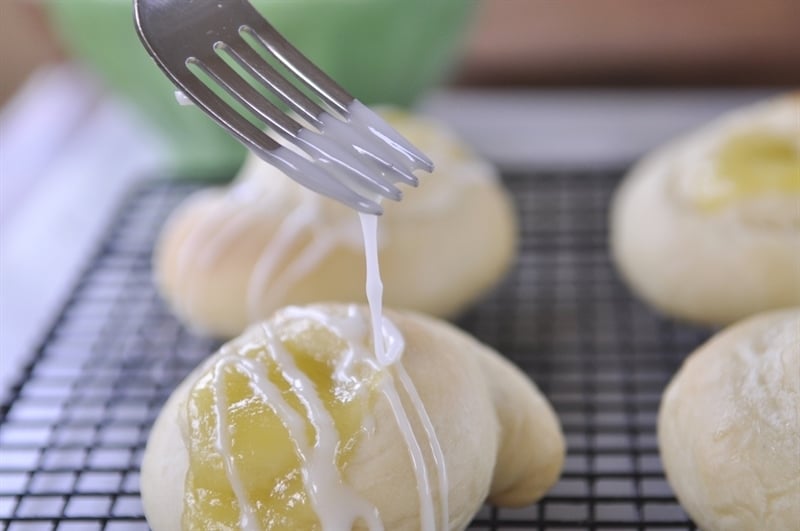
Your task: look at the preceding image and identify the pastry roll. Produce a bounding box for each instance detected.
[140,304,565,530]
[658,308,800,531]
[154,109,518,337]
[610,94,800,325]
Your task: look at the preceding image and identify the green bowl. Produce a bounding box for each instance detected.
[47,0,476,177]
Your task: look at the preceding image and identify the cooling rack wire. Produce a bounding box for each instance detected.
[0,170,708,530]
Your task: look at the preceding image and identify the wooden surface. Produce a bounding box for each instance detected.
[0,2,62,105]
[2,0,799,108]
[457,0,800,86]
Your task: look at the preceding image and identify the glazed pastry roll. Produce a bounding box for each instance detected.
[141,304,565,530]
[154,109,518,337]
[611,94,800,325]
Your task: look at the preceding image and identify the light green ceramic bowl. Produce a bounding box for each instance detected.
[47,0,476,178]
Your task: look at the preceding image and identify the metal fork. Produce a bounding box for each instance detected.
[134,0,433,214]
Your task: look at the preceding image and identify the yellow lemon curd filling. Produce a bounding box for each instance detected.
[182,323,379,530]
[692,131,800,211]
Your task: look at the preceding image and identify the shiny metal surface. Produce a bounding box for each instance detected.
[134,0,429,213]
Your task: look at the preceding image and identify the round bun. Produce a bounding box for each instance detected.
[611,94,800,325]
[140,304,565,530]
[154,109,518,337]
[658,308,800,531]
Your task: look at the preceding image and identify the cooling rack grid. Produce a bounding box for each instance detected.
[0,170,709,530]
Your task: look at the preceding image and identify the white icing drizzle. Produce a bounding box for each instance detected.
[244,204,362,322]
[246,200,321,319]
[259,229,340,313]
[358,209,447,529]
[359,213,391,366]
[259,323,383,531]
[194,304,449,530]
[170,109,500,327]
[348,101,432,173]
[282,304,376,378]
[277,307,443,529]
[209,354,264,531]
[175,90,193,106]
[173,191,232,319]
[396,364,449,531]
[177,105,457,529]
[359,198,447,528]
[320,111,417,180]
[204,333,383,531]
[378,373,437,531]
[196,208,262,268]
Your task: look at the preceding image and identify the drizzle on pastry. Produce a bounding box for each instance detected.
[181,305,448,530]
[179,110,451,530]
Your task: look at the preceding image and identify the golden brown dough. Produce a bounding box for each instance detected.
[658,308,800,531]
[141,304,564,530]
[154,109,518,338]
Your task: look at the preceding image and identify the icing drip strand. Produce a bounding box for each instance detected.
[185,306,449,530]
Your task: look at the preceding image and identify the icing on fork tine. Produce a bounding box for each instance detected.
[134,0,433,214]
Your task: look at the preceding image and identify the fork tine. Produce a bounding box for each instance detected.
[239,22,353,115]
[193,56,301,140]
[319,113,420,187]
[296,131,404,200]
[175,67,281,153]
[179,63,383,214]
[135,0,432,213]
[219,38,418,188]
[357,150,420,187]
[238,16,432,171]
[197,55,404,202]
[348,101,435,172]
[269,149,383,215]
[219,39,325,130]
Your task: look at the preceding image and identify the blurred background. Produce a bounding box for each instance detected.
[1,0,798,182]
[0,0,798,391]
[2,0,798,177]
[4,0,800,101]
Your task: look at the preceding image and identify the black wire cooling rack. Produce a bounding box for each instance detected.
[0,170,711,530]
